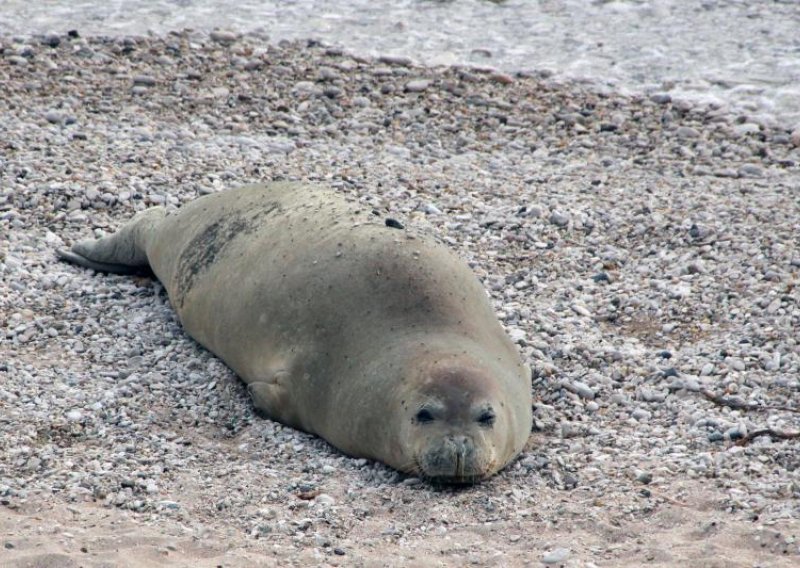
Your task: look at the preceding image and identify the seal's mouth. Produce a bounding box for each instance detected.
[423,473,485,486]
[413,456,495,485]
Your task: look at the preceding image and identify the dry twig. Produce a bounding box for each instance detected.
[699,389,799,414]
[736,428,800,446]
[698,389,799,446]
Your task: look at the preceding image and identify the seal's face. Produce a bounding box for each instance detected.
[405,366,513,484]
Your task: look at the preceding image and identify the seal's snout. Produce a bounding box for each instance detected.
[418,434,489,483]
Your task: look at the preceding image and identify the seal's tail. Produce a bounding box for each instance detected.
[58,207,166,274]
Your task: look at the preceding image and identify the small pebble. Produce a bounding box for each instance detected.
[210,30,238,44]
[542,548,570,564]
[676,126,700,139]
[549,211,569,227]
[66,410,83,421]
[378,54,413,66]
[133,76,156,88]
[738,164,763,177]
[45,110,63,124]
[405,79,430,93]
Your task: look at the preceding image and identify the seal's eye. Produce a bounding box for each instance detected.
[478,410,496,427]
[415,409,435,424]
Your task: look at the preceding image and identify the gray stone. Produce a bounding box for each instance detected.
[133,75,157,87]
[405,79,430,93]
[738,164,763,177]
[676,126,700,139]
[378,55,414,67]
[44,110,63,124]
[542,548,570,564]
[549,211,569,227]
[210,30,238,44]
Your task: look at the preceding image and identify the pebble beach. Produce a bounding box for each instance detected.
[1,29,799,567]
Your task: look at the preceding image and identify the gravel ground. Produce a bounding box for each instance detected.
[1,30,799,567]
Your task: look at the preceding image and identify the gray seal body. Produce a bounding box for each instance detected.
[60,184,532,483]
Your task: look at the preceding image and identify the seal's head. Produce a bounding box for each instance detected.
[399,361,530,484]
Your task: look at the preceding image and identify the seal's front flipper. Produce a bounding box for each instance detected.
[248,370,302,430]
[58,207,166,274]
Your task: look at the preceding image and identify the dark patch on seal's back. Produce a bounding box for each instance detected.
[173,202,281,308]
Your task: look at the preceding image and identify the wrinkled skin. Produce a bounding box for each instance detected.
[59,183,533,483]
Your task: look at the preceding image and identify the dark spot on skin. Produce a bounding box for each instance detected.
[174,202,281,308]
[385,218,404,230]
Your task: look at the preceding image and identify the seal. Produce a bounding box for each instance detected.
[59,183,532,483]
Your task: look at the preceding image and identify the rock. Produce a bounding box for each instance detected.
[676,126,700,139]
[323,86,342,98]
[570,303,591,317]
[738,164,763,177]
[405,79,430,93]
[44,110,63,124]
[726,358,746,372]
[562,380,595,400]
[42,33,61,48]
[66,409,83,421]
[490,72,514,85]
[549,211,569,227]
[378,55,413,67]
[314,494,336,506]
[732,123,761,137]
[292,81,317,95]
[640,389,667,403]
[133,75,157,87]
[507,328,527,344]
[210,30,238,45]
[542,548,570,564]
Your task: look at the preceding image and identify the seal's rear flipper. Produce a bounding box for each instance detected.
[57,207,166,275]
[57,248,149,275]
